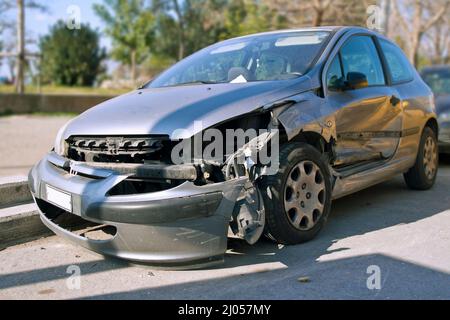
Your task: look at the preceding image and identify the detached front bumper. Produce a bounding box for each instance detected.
[29,152,246,269]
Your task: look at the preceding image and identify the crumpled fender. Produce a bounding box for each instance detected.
[274,91,337,143]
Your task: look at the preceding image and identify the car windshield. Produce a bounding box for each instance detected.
[422,68,450,96]
[148,31,331,88]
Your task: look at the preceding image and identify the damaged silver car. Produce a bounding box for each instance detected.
[29,27,438,268]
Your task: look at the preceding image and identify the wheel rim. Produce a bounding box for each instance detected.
[284,161,326,231]
[423,136,438,180]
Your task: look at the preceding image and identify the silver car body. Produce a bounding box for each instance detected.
[29,27,437,268]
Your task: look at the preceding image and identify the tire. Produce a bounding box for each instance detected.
[404,126,438,190]
[259,142,332,245]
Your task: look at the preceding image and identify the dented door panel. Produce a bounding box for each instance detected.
[330,86,403,166]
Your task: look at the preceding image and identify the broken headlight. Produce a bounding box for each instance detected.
[54,120,72,156]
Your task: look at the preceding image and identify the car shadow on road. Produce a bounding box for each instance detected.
[84,253,450,300]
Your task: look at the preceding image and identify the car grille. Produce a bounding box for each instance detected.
[67,136,172,164]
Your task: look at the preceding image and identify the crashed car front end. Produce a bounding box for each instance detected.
[29,111,282,268]
[29,144,249,268]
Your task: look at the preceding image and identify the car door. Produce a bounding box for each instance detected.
[325,35,403,167]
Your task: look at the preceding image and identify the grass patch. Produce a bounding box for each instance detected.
[0,85,131,96]
[29,111,78,117]
[0,109,14,117]
[0,111,78,118]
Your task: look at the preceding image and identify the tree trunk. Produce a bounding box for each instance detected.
[382,0,391,36]
[172,0,186,60]
[312,9,324,26]
[433,26,443,64]
[409,34,421,67]
[131,49,137,85]
[15,0,25,94]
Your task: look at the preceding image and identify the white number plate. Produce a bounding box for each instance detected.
[46,185,72,212]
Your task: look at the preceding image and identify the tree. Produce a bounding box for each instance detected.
[423,12,450,64]
[0,0,47,93]
[221,0,286,38]
[151,0,285,62]
[152,0,228,60]
[39,21,106,86]
[94,0,155,83]
[263,0,369,28]
[393,0,450,66]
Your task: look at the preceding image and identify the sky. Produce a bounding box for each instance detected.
[1,0,111,77]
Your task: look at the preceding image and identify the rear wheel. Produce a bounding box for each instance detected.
[260,142,332,245]
[404,126,438,190]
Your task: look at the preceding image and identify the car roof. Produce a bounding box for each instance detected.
[226,26,384,42]
[224,26,344,41]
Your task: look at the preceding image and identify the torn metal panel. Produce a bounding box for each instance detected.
[277,92,337,142]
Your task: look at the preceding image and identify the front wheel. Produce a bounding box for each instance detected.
[260,142,332,245]
[404,126,438,190]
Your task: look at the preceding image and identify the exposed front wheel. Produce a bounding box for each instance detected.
[260,143,332,245]
[404,126,438,190]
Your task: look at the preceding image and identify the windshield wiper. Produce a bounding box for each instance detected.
[175,80,219,86]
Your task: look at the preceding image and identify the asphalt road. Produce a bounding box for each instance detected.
[1,160,450,300]
[0,115,72,177]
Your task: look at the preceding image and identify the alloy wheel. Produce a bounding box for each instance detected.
[284,161,326,231]
[423,136,438,180]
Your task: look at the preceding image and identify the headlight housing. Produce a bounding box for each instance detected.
[54,120,72,156]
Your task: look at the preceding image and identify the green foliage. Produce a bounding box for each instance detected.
[149,0,286,62]
[92,0,370,78]
[151,0,225,60]
[220,0,286,39]
[93,0,155,81]
[39,21,106,86]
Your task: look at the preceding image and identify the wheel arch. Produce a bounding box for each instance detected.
[424,117,438,137]
[278,125,334,157]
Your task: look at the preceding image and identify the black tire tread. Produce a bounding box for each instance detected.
[404,126,438,190]
[259,142,332,245]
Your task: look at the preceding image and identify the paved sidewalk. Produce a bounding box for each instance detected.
[0,115,72,177]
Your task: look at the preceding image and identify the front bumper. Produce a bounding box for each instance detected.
[29,152,246,269]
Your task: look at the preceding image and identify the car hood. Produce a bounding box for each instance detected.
[435,95,450,115]
[63,77,312,140]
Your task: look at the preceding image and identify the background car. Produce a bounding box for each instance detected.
[421,65,450,153]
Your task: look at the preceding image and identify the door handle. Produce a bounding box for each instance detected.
[390,95,401,106]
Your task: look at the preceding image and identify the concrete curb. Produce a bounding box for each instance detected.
[0,176,32,207]
[0,203,51,247]
[0,177,52,247]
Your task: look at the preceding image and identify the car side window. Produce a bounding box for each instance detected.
[379,39,414,84]
[340,36,385,87]
[326,54,345,91]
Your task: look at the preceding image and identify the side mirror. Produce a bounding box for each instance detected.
[346,72,369,90]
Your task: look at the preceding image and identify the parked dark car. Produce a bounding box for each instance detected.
[421,65,450,153]
[0,76,11,85]
[29,26,438,268]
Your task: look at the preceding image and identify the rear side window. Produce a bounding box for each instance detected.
[380,40,414,84]
[340,36,385,86]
